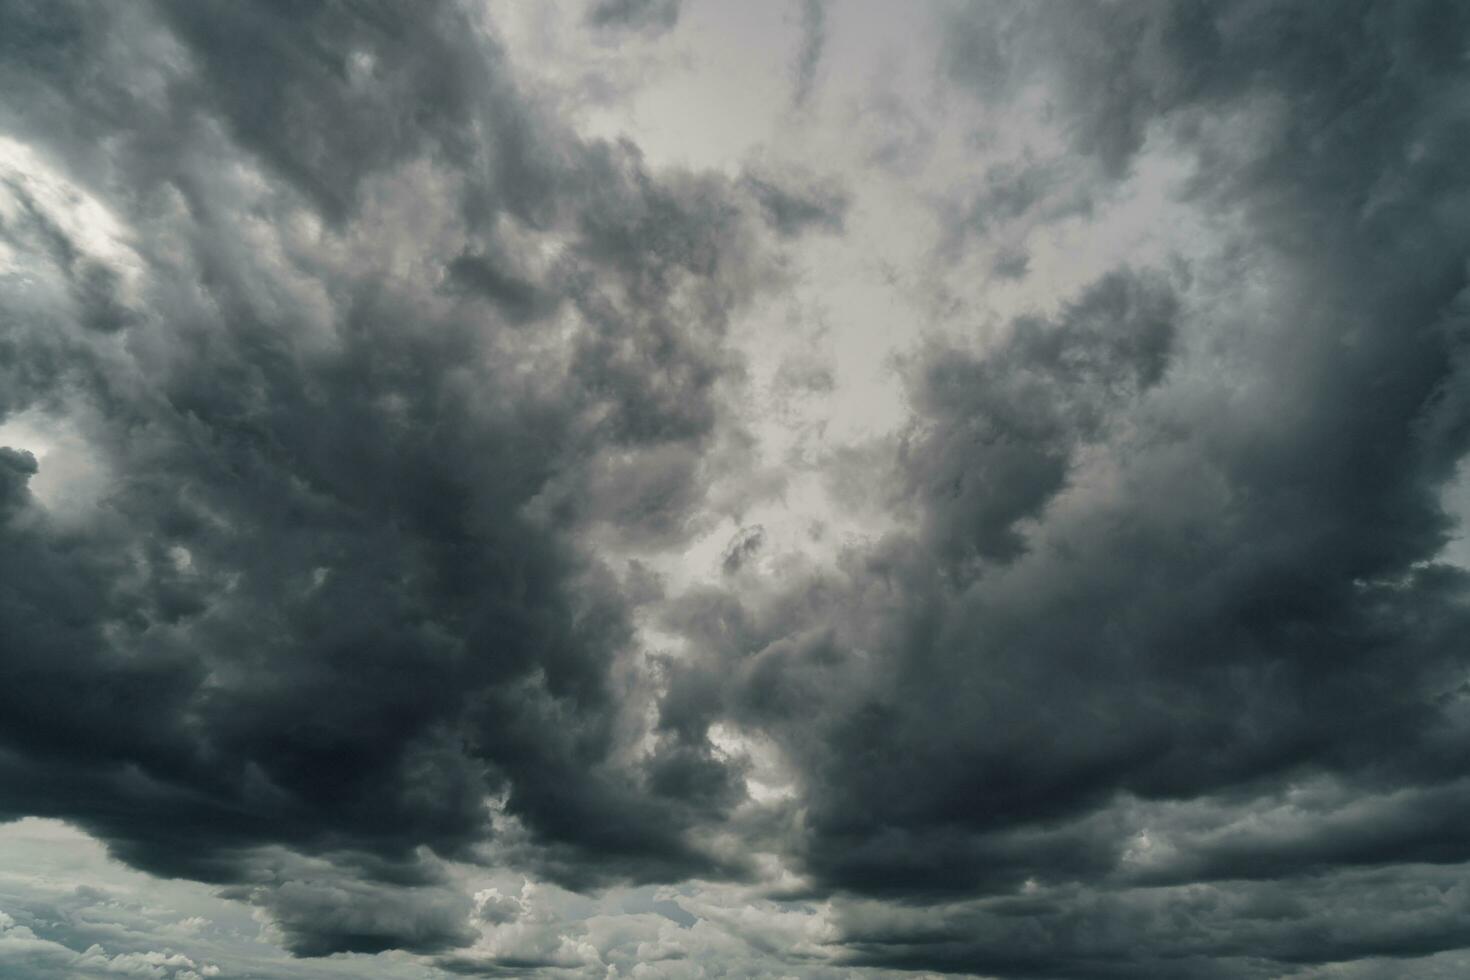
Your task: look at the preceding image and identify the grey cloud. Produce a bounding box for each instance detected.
[853,90,935,176]
[991,247,1029,280]
[738,163,850,240]
[0,883,228,980]
[444,249,559,325]
[791,0,828,108]
[0,447,38,513]
[154,0,535,223]
[836,864,1470,978]
[0,0,796,959]
[474,888,527,926]
[6,0,1470,977]
[772,350,836,398]
[0,180,139,334]
[935,159,1095,262]
[0,923,214,980]
[224,864,476,958]
[721,525,765,576]
[586,0,681,36]
[900,269,1178,566]
[1118,778,1470,887]
[942,1,1222,180]
[650,1,1470,975]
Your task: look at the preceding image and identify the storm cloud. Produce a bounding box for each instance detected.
[3,1,1470,978]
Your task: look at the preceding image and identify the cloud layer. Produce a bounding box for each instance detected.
[3,1,1470,977]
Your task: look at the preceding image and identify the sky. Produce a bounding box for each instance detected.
[2,1,1470,978]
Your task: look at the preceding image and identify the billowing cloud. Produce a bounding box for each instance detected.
[0,0,807,957]
[4,1,1470,978]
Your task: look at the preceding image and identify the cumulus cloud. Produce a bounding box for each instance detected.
[0,909,219,980]
[0,0,813,957]
[4,1,1470,978]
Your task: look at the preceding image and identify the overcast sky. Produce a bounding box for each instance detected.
[4,1,1470,978]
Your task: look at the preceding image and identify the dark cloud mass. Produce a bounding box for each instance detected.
[586,0,681,35]
[0,0,781,959]
[3,1,1470,978]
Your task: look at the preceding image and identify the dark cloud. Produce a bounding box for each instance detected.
[222,862,477,958]
[5,1,1470,977]
[444,249,558,325]
[836,863,1470,979]
[739,163,850,239]
[0,180,139,334]
[991,247,1029,280]
[791,0,828,108]
[0,447,38,514]
[721,525,766,576]
[151,0,555,226]
[900,269,1178,566]
[0,0,805,958]
[585,0,681,36]
[649,0,1470,974]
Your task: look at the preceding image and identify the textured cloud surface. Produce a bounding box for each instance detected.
[3,1,1470,978]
